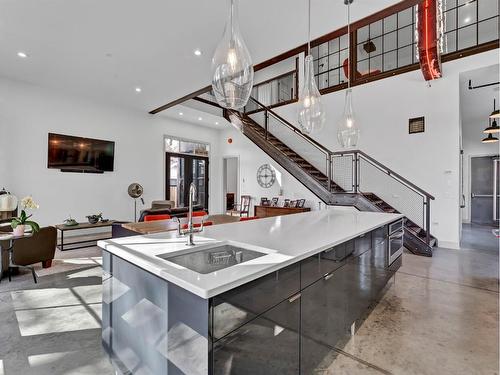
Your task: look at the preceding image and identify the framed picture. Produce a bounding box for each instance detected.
[296,199,306,208]
[283,199,290,208]
[271,197,279,206]
[260,197,270,206]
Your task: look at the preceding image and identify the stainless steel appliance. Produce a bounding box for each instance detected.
[388,219,404,265]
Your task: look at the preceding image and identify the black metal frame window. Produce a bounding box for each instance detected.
[356,5,417,77]
[311,34,349,90]
[443,0,499,53]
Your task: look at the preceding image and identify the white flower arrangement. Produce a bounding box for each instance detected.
[20,196,39,210]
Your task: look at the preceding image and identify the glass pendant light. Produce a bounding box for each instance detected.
[297,0,325,134]
[211,0,254,110]
[337,0,360,148]
[482,133,499,143]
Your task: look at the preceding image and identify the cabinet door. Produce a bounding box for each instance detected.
[300,242,348,289]
[211,263,300,340]
[212,295,301,375]
[301,269,348,374]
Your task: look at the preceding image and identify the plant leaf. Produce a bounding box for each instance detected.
[25,221,40,233]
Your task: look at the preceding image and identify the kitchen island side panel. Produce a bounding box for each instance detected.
[102,250,209,375]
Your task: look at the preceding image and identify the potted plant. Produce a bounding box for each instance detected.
[11,196,40,236]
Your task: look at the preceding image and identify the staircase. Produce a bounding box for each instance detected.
[220,96,436,256]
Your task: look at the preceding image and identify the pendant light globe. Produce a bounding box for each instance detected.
[211,0,254,110]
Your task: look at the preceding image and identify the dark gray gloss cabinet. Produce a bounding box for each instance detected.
[212,295,301,374]
[209,223,401,375]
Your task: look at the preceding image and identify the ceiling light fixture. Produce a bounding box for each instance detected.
[337,0,360,148]
[490,98,500,119]
[215,121,219,125]
[297,0,326,135]
[198,117,203,121]
[484,118,500,134]
[194,49,202,56]
[17,52,28,58]
[135,87,142,93]
[179,112,184,116]
[211,0,254,110]
[464,17,471,23]
[482,134,499,143]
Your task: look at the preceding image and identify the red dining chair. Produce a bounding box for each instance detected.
[144,214,172,222]
[192,211,208,217]
[181,221,213,230]
[240,216,259,222]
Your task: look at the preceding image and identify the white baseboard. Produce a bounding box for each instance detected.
[438,241,460,249]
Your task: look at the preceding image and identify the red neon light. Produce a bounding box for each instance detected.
[417,0,442,81]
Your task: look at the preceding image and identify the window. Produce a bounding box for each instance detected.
[311,34,349,90]
[443,0,499,53]
[251,71,297,108]
[165,137,209,209]
[356,6,418,77]
[165,138,209,157]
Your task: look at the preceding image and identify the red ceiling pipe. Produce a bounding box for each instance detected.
[417,0,442,81]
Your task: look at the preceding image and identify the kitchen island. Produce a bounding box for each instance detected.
[99,208,404,375]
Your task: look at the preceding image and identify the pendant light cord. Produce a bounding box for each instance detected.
[347,0,351,90]
[308,0,311,55]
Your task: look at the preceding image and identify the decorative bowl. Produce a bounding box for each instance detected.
[86,213,102,224]
[63,218,78,227]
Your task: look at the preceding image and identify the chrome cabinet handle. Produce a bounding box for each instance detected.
[288,293,301,303]
[324,272,334,281]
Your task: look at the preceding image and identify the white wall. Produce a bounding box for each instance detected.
[0,76,222,227]
[219,125,322,214]
[273,50,499,248]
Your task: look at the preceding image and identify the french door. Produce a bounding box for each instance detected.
[166,153,209,210]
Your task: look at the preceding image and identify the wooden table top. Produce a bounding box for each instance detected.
[122,214,240,235]
[55,220,115,231]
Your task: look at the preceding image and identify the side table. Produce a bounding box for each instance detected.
[0,233,36,283]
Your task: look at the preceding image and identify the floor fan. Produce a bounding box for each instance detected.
[127,183,144,222]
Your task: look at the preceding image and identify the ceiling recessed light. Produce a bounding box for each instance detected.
[194,49,202,56]
[215,121,219,125]
[17,52,28,58]
[135,87,142,93]
[179,112,183,116]
[464,17,471,23]
[198,117,203,121]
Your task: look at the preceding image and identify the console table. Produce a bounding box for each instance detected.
[55,221,115,251]
[254,205,311,218]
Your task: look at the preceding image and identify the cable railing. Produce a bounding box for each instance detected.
[331,150,435,244]
[241,97,434,245]
[244,97,333,190]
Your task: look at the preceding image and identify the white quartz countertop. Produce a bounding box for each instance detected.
[98,209,403,299]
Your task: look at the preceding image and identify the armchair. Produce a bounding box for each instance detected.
[0,226,57,276]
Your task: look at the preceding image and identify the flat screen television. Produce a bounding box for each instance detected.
[48,133,115,172]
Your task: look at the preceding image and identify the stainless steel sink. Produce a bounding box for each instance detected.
[157,244,266,274]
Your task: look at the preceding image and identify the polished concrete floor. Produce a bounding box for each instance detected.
[0,234,498,375]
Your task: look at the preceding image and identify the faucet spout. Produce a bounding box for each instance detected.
[176,182,203,246]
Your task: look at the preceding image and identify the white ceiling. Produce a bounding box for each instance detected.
[0,0,400,113]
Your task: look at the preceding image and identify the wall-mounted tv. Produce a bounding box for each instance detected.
[48,133,115,173]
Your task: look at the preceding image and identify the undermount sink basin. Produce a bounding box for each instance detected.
[157,243,267,274]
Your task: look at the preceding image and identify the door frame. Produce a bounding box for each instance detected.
[163,135,212,210]
[222,155,240,213]
[467,153,499,225]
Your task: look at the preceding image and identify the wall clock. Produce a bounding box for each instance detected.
[257,164,276,188]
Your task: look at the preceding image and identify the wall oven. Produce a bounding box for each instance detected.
[388,219,404,265]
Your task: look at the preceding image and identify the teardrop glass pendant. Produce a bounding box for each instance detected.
[298,55,325,134]
[337,89,360,148]
[211,0,254,110]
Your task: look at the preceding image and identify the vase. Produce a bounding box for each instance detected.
[12,225,25,236]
